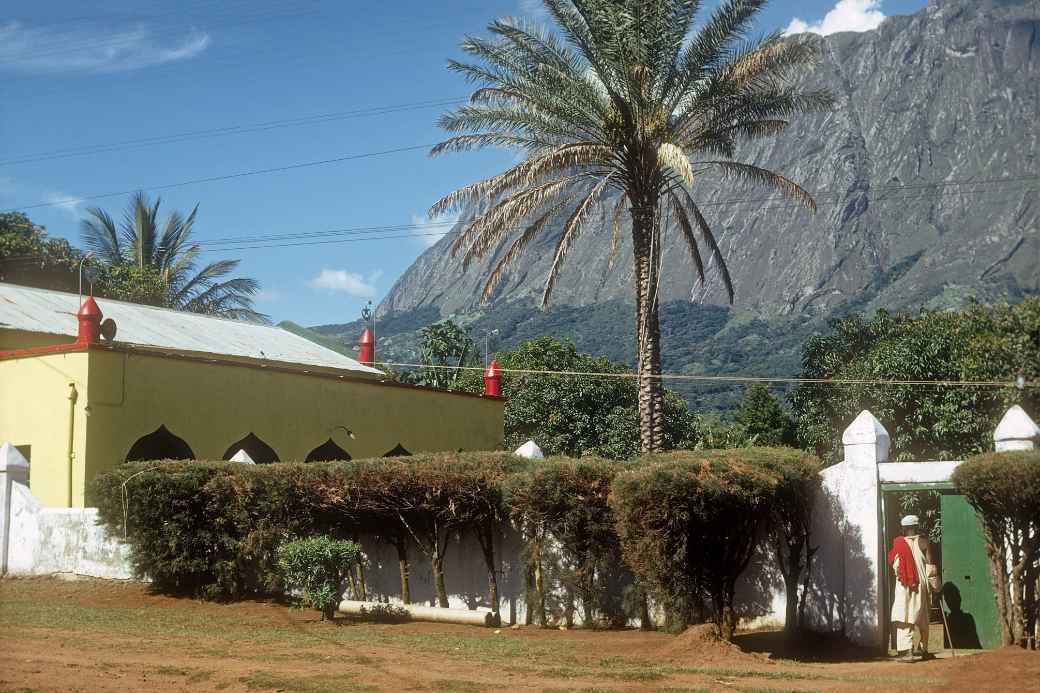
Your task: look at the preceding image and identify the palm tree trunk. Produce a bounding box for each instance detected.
[630,202,665,453]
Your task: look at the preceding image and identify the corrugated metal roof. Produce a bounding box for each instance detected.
[0,282,382,376]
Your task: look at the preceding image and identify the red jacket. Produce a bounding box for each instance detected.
[888,535,918,588]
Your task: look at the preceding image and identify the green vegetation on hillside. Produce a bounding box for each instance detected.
[792,299,1040,463]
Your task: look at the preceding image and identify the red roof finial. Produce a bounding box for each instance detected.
[358,327,375,365]
[484,359,502,398]
[76,296,103,344]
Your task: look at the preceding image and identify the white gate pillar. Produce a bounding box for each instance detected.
[831,410,889,649]
[993,405,1039,452]
[1,443,30,575]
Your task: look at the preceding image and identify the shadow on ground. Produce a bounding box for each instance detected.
[735,629,884,662]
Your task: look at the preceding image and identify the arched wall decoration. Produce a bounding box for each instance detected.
[382,443,412,458]
[304,438,352,463]
[125,425,195,462]
[222,433,280,465]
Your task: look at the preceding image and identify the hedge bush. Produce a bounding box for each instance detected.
[90,453,525,604]
[277,536,362,620]
[952,450,1040,647]
[92,448,819,635]
[611,448,816,639]
[507,457,630,627]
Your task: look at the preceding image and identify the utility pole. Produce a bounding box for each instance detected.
[484,328,499,367]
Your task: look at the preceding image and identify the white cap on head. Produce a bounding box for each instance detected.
[901,515,920,527]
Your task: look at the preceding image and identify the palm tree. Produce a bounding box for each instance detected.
[81,192,266,322]
[430,0,831,452]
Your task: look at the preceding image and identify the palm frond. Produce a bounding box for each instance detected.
[480,200,570,303]
[657,142,695,186]
[695,159,817,211]
[672,182,734,302]
[80,208,123,264]
[541,173,613,306]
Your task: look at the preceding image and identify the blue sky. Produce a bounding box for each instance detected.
[1,0,927,325]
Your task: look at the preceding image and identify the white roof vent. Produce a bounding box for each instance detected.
[514,440,544,459]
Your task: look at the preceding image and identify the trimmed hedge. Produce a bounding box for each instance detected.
[611,448,819,639]
[952,450,1040,647]
[90,453,524,602]
[507,457,629,627]
[92,448,820,636]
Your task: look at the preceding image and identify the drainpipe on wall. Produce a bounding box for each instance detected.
[66,383,78,508]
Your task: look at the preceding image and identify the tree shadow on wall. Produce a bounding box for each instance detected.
[801,483,877,645]
[737,483,882,662]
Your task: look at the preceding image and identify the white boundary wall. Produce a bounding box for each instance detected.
[0,443,133,579]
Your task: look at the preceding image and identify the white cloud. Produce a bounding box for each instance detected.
[784,0,886,37]
[42,192,85,220]
[0,20,210,75]
[410,212,460,249]
[517,0,550,22]
[253,288,282,303]
[307,269,381,298]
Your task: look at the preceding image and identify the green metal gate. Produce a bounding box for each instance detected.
[939,494,1002,649]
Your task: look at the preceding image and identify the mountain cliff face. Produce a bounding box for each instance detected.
[306,0,1040,411]
[379,0,1038,321]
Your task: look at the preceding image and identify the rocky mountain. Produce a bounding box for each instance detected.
[314,0,1039,410]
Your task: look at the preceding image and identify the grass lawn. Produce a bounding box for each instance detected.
[1,578,1036,692]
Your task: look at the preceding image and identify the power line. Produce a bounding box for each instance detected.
[369,360,1037,390]
[4,143,436,212]
[1,181,1034,262]
[6,149,1035,214]
[0,98,465,167]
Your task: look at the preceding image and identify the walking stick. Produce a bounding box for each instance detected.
[938,593,956,657]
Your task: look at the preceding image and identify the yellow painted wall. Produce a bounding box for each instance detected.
[0,330,74,351]
[0,352,90,507]
[80,350,503,504]
[2,349,503,507]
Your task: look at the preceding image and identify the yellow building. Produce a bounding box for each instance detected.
[0,283,504,508]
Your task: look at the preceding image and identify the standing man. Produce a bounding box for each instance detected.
[888,514,940,661]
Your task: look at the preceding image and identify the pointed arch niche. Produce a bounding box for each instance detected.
[222,433,280,465]
[125,425,195,462]
[305,438,352,463]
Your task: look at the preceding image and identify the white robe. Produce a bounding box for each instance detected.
[890,535,936,652]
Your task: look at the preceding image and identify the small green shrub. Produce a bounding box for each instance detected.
[952,449,1040,646]
[277,536,362,620]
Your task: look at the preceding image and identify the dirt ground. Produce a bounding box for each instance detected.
[1,578,1038,692]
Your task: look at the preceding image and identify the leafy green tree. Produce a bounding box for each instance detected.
[467,336,697,458]
[791,300,1040,463]
[430,0,829,452]
[0,212,80,291]
[403,320,479,390]
[734,383,795,446]
[92,264,169,306]
[81,193,266,321]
